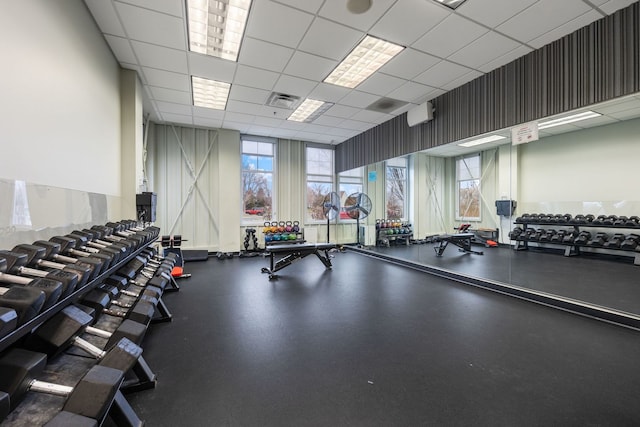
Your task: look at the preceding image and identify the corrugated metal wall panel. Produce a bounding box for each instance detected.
[336,2,639,172]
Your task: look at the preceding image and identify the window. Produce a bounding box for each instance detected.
[338,167,363,220]
[306,146,334,221]
[242,137,275,221]
[456,154,481,221]
[386,157,407,220]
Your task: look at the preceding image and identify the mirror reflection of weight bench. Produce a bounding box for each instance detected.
[434,232,484,257]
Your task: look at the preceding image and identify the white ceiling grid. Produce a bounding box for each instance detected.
[84,0,640,145]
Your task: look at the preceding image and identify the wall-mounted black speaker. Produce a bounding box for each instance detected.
[136,192,156,222]
[496,199,517,217]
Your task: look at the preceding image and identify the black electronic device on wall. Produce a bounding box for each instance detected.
[136,192,157,222]
[496,199,517,217]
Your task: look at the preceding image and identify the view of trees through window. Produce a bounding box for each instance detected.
[338,167,363,220]
[242,139,274,220]
[306,146,334,221]
[386,157,407,219]
[457,154,481,220]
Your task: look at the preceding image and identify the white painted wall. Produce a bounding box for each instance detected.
[0,0,121,195]
[518,118,640,215]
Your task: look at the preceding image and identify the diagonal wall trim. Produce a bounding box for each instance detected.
[336,2,640,173]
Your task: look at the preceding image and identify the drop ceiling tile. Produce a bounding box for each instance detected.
[301,123,333,134]
[115,2,186,50]
[245,0,314,48]
[448,31,522,69]
[193,117,223,128]
[131,41,188,73]
[273,75,317,99]
[313,115,345,127]
[387,81,439,103]
[338,91,380,108]
[308,83,351,103]
[248,124,279,136]
[155,101,193,115]
[141,67,190,91]
[253,116,285,127]
[298,18,364,61]
[599,0,638,14]
[379,48,440,80]
[193,106,225,120]
[327,127,359,138]
[104,35,137,64]
[529,10,603,49]
[593,99,640,114]
[318,0,395,31]
[224,111,256,123]
[161,112,193,125]
[441,70,484,91]
[149,86,191,104]
[188,53,236,82]
[573,115,619,128]
[280,120,308,130]
[608,108,640,120]
[260,106,297,120]
[234,65,279,91]
[351,110,393,124]
[116,0,183,17]
[496,0,593,43]
[357,73,407,97]
[238,38,294,72]
[84,0,126,37]
[324,104,360,119]
[226,100,264,115]
[413,88,446,104]
[413,14,489,59]
[229,85,271,105]
[478,45,533,73]
[222,120,252,133]
[413,61,474,89]
[371,0,451,46]
[274,0,324,13]
[456,0,538,28]
[339,119,374,131]
[283,51,337,81]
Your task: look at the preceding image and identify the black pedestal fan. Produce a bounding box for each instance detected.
[343,192,372,246]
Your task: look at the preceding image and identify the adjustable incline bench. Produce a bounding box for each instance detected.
[261,243,336,280]
[433,224,484,257]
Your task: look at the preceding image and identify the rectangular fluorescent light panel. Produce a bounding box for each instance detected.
[324,35,404,88]
[433,0,468,10]
[458,134,506,148]
[288,99,334,123]
[187,0,251,61]
[538,111,602,130]
[192,76,231,110]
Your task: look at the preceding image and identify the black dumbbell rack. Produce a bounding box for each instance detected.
[511,213,640,265]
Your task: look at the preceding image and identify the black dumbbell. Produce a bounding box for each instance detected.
[31,241,103,281]
[81,291,156,327]
[49,236,115,271]
[11,244,90,288]
[0,251,79,298]
[0,258,63,310]
[24,305,144,373]
[620,234,640,251]
[574,231,592,246]
[604,233,626,249]
[587,232,608,247]
[0,348,124,421]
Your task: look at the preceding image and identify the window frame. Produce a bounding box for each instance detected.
[455,153,482,222]
[305,144,335,223]
[385,157,408,220]
[241,135,276,224]
[337,167,364,222]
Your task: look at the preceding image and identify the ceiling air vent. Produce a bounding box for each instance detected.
[266,92,300,109]
[366,97,408,114]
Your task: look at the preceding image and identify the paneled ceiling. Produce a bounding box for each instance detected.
[84,0,639,145]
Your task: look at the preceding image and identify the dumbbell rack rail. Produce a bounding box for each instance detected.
[0,243,152,354]
[512,221,640,265]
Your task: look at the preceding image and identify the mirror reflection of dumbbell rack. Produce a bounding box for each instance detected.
[510,213,640,265]
[375,219,413,247]
[262,221,305,245]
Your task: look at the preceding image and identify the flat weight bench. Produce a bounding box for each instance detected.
[434,233,484,257]
[261,243,336,279]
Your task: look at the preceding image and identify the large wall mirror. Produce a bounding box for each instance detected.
[362,92,640,317]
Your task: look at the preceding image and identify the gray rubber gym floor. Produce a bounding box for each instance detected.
[125,251,640,427]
